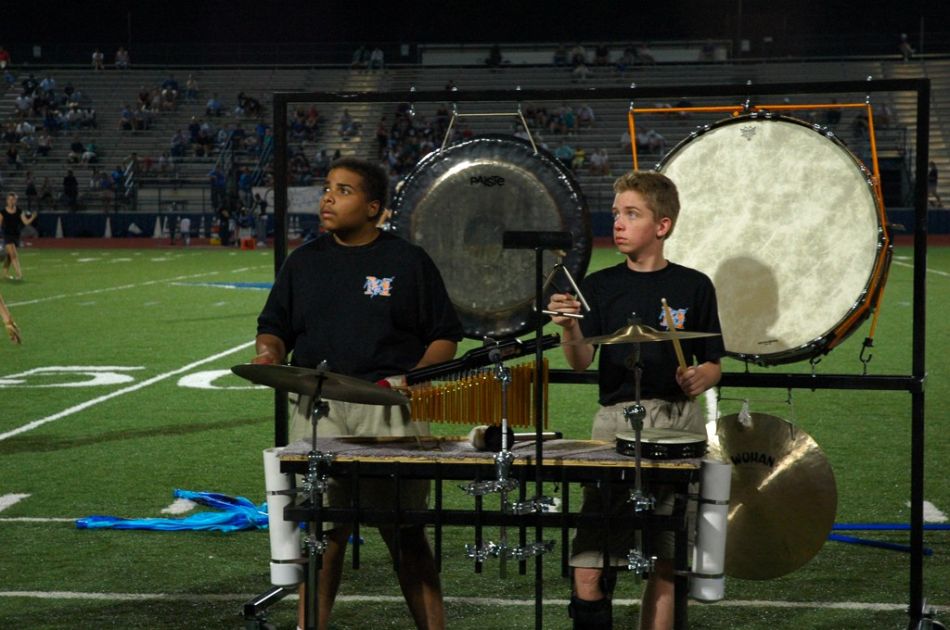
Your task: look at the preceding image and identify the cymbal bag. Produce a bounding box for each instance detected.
[690,458,731,602]
[263,447,303,586]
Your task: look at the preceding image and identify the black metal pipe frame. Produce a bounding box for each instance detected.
[268,78,931,628]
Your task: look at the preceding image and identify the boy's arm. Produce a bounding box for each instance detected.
[547,292,594,371]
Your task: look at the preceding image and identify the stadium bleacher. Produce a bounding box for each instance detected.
[1,46,947,238]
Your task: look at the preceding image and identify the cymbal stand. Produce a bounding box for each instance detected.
[301,371,334,630]
[622,316,656,576]
[463,343,554,572]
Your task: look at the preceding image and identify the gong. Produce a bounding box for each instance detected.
[391,135,591,339]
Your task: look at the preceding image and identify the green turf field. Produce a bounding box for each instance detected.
[0,244,947,629]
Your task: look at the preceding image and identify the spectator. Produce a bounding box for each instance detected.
[115,47,130,69]
[81,141,98,164]
[38,177,54,210]
[572,62,592,82]
[368,46,384,70]
[254,192,268,246]
[63,169,79,211]
[68,136,84,163]
[594,44,609,66]
[588,147,611,176]
[486,44,502,68]
[5,145,22,170]
[577,104,595,128]
[158,151,171,175]
[206,92,223,117]
[899,33,914,61]
[237,91,262,117]
[185,73,199,102]
[24,171,38,211]
[35,130,52,157]
[351,44,368,69]
[338,109,358,140]
[238,166,253,206]
[170,129,187,158]
[209,166,227,209]
[636,127,666,154]
[554,141,575,169]
[91,48,104,70]
[928,161,942,207]
[0,46,10,70]
[179,215,191,246]
[569,43,587,67]
[571,147,586,172]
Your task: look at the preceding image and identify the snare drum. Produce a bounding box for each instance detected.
[616,428,707,460]
[659,114,891,365]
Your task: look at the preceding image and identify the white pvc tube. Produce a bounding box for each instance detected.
[263,447,303,586]
[691,459,732,602]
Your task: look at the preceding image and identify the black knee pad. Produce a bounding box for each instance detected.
[568,595,612,630]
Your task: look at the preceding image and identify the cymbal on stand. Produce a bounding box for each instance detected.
[231,363,409,406]
[561,323,721,346]
[717,412,837,580]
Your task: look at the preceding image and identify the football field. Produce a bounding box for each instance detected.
[0,244,947,629]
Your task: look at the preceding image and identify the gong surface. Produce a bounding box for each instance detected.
[392,135,591,339]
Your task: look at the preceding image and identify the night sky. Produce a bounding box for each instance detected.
[1,0,941,47]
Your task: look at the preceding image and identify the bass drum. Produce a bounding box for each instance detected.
[391,135,591,339]
[658,114,891,365]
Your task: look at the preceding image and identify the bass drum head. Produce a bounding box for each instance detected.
[392,135,591,339]
[658,114,889,365]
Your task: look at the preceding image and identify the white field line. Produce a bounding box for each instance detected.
[0,494,31,512]
[8,264,272,308]
[0,591,942,612]
[892,260,950,277]
[7,271,223,307]
[0,341,255,442]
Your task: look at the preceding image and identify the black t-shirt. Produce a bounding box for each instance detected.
[579,261,725,405]
[257,231,463,382]
[2,207,24,241]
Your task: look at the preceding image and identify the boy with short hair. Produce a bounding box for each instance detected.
[548,170,724,630]
[254,157,461,630]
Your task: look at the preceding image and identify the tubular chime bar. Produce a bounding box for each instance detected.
[408,359,548,428]
[405,334,560,385]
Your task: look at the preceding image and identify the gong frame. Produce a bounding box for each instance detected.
[266,78,931,630]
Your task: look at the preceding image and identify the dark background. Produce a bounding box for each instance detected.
[1,1,944,54]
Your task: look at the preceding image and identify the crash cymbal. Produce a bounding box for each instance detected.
[561,323,721,346]
[231,364,409,406]
[717,412,837,580]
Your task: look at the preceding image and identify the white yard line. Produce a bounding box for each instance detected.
[8,264,272,308]
[0,591,941,612]
[6,271,223,307]
[0,341,255,442]
[893,260,950,277]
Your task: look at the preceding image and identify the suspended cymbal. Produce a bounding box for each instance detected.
[561,323,721,346]
[231,364,409,406]
[717,412,837,580]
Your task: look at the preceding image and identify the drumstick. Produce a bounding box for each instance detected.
[661,298,688,372]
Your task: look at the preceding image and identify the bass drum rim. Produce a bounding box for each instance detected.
[391,134,592,340]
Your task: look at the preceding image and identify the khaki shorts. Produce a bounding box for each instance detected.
[291,395,431,529]
[570,398,702,568]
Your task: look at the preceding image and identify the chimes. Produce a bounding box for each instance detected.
[408,359,548,428]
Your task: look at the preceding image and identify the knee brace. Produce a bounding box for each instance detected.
[568,595,612,630]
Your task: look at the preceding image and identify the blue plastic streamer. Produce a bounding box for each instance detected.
[76,489,269,533]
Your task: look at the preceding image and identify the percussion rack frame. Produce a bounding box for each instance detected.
[263,78,932,630]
